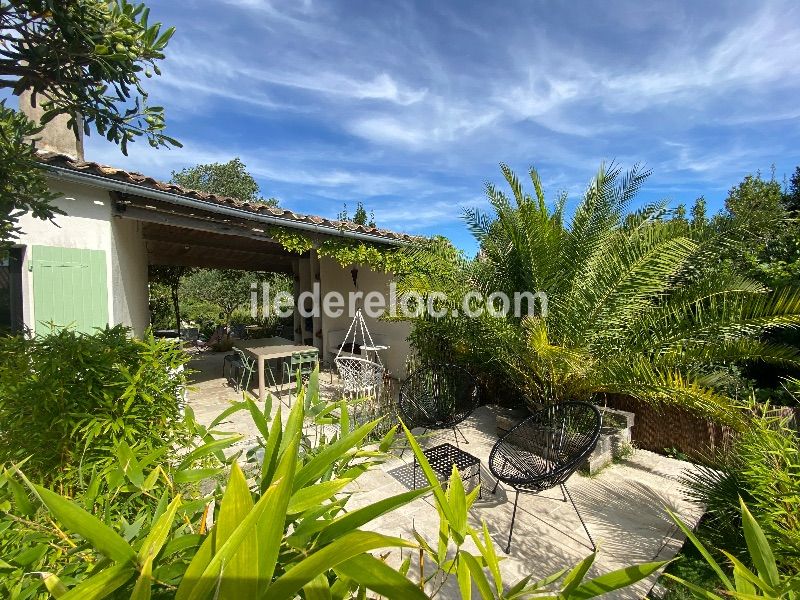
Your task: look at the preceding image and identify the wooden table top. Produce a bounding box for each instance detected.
[233,337,318,360]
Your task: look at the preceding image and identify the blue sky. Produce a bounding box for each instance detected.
[80,0,800,255]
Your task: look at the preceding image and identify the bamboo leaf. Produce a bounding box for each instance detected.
[257,432,300,589]
[287,479,352,515]
[458,555,473,600]
[739,497,780,590]
[184,477,284,600]
[33,484,136,564]
[138,495,181,564]
[177,435,242,470]
[265,531,416,599]
[7,476,35,518]
[215,462,257,599]
[40,572,68,598]
[279,395,305,456]
[130,554,154,600]
[316,488,428,546]
[565,561,669,600]
[446,465,467,543]
[336,553,429,600]
[667,508,734,590]
[294,420,380,490]
[59,562,136,600]
[720,550,774,595]
[481,521,503,595]
[260,404,283,492]
[378,425,398,452]
[247,398,271,440]
[208,401,248,428]
[303,573,332,600]
[116,441,144,487]
[174,534,214,600]
[561,552,596,595]
[399,419,456,524]
[662,574,725,600]
[460,551,494,600]
[173,468,223,484]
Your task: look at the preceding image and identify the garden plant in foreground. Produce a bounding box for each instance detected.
[0,368,667,599]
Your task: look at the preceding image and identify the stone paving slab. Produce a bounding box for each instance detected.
[186,351,704,599]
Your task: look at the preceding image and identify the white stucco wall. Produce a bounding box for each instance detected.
[110,216,150,335]
[319,256,411,378]
[15,178,150,336]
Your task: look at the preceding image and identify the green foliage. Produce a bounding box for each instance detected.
[268,226,315,254]
[148,279,175,329]
[660,529,721,600]
[0,325,190,487]
[318,237,408,272]
[691,197,708,228]
[266,225,409,273]
[0,369,667,599]
[1,0,178,152]
[681,404,800,573]
[338,201,376,228]
[400,163,800,422]
[719,170,799,290]
[725,171,786,237]
[0,408,232,600]
[666,499,799,599]
[149,265,192,331]
[786,166,800,215]
[180,269,255,330]
[170,157,277,206]
[0,0,178,243]
[0,102,62,244]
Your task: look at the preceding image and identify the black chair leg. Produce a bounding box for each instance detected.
[453,426,469,446]
[399,427,427,459]
[505,490,520,553]
[491,478,500,495]
[563,484,596,552]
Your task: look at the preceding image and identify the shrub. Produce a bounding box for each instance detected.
[681,403,800,573]
[0,325,190,488]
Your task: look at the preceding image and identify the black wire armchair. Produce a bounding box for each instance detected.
[488,401,601,553]
[398,364,479,446]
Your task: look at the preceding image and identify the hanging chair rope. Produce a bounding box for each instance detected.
[335,308,385,401]
[334,308,383,367]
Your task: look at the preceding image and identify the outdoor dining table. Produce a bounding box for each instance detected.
[233,337,318,402]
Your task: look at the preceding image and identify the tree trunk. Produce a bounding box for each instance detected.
[171,285,181,335]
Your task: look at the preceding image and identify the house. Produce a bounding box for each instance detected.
[3,100,412,377]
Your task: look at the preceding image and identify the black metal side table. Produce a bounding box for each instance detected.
[413,442,482,498]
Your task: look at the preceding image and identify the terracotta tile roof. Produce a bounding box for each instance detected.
[36,151,415,244]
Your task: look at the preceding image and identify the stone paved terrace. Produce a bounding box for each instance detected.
[186,351,704,599]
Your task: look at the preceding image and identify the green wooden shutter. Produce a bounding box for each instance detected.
[31,246,109,333]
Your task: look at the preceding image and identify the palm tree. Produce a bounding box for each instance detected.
[400,164,800,425]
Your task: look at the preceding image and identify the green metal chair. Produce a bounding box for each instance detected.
[233,347,260,394]
[281,349,319,405]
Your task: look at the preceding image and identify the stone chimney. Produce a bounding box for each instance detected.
[19,90,84,161]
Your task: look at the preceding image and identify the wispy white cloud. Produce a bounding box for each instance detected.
[83,135,468,231]
[79,0,800,251]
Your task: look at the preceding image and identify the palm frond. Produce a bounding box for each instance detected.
[404,162,800,422]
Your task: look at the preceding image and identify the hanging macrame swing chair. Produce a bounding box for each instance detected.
[334,308,385,399]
